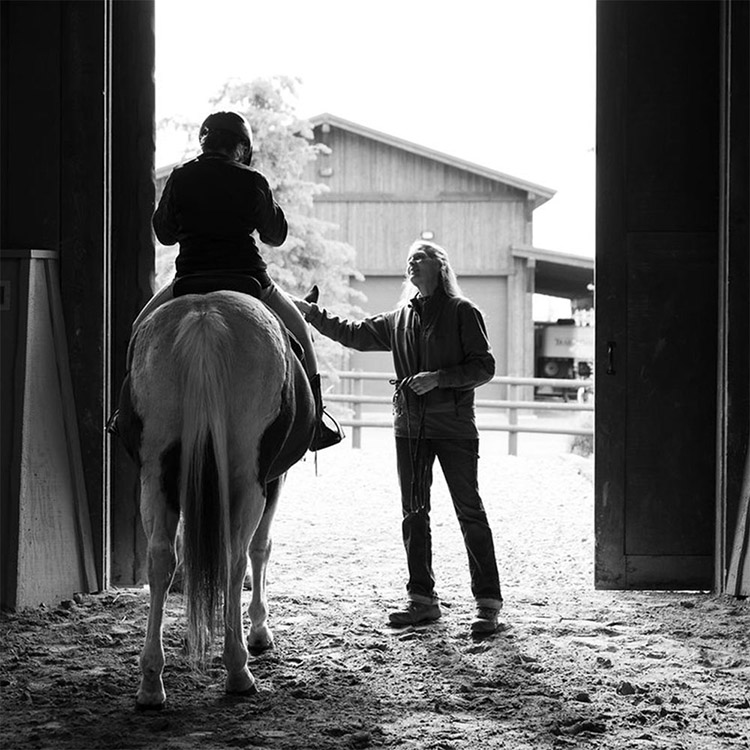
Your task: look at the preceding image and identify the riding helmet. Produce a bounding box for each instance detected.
[199,111,253,165]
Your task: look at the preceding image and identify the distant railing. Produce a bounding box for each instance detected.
[321,371,594,455]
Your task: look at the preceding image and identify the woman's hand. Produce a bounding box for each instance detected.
[407,371,439,395]
[292,297,312,317]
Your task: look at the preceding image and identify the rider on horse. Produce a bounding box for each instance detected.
[111,111,343,453]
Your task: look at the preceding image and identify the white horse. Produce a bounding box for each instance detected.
[124,290,315,709]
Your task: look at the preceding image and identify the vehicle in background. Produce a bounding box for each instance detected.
[534,319,594,401]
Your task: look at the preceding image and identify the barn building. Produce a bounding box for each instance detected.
[302,114,594,392]
[155,117,594,392]
[0,1,747,607]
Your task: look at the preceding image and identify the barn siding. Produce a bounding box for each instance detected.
[313,201,524,275]
[308,126,531,276]
[314,129,522,198]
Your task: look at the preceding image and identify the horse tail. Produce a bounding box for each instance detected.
[173,305,234,661]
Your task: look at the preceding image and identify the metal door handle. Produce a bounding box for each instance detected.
[606,341,616,375]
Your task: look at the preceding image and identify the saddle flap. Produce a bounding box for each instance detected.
[259,346,315,484]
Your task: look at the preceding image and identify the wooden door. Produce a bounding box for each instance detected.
[595,1,721,589]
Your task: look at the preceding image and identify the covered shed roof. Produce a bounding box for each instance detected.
[512,245,594,299]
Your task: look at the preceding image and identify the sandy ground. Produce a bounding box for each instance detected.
[2,426,749,749]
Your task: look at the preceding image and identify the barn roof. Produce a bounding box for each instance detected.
[309,113,556,210]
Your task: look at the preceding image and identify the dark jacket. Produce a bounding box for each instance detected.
[153,152,288,280]
[305,287,495,438]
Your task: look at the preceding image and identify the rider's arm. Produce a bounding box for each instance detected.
[153,174,179,245]
[252,174,288,247]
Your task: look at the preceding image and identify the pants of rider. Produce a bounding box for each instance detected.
[395,437,503,608]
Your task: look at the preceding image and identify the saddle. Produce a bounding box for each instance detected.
[173,272,305,364]
[172,272,264,300]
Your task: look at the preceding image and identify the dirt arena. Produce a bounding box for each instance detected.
[2,428,749,749]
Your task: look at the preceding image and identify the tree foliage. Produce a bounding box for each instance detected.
[155,76,365,371]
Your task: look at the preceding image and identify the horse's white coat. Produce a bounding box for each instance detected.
[130,292,290,708]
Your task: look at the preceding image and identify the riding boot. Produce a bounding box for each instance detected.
[106,374,142,462]
[106,374,130,439]
[309,373,344,451]
[106,409,121,437]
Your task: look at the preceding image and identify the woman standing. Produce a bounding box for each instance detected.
[294,240,503,634]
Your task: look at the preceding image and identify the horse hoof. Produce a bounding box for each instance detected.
[136,682,166,710]
[226,682,258,697]
[248,640,274,656]
[225,670,257,695]
[135,698,166,711]
[247,629,274,655]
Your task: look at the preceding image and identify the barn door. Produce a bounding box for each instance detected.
[594,1,721,589]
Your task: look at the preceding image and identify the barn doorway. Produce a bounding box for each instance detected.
[112,0,748,598]
[108,0,599,588]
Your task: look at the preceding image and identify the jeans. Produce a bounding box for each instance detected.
[395,437,503,608]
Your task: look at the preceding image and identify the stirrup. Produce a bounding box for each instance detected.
[310,409,344,451]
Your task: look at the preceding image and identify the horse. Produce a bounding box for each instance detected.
[123,289,315,709]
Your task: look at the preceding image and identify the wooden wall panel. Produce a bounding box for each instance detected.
[314,129,522,198]
[624,233,717,556]
[314,201,524,275]
[1,2,62,247]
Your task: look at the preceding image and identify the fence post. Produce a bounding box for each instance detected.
[508,383,518,456]
[352,373,363,449]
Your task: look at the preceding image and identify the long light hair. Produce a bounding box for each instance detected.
[398,239,463,306]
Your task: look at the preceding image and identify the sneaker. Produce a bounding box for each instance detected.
[388,601,441,627]
[470,606,502,634]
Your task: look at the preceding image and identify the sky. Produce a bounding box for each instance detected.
[155,0,596,259]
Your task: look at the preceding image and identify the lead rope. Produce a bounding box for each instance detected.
[391,377,428,513]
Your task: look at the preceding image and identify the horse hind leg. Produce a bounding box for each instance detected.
[223,480,267,695]
[136,463,179,709]
[247,476,283,654]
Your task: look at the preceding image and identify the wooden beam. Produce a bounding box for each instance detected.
[109,0,155,586]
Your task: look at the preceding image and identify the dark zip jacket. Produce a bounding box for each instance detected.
[305,287,495,438]
[153,152,287,281]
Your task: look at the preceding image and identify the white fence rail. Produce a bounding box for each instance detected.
[322,371,594,455]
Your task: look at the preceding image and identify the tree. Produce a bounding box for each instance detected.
[155,76,365,372]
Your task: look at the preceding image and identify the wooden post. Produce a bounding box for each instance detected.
[352,372,363,449]
[109,0,155,585]
[508,383,518,456]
